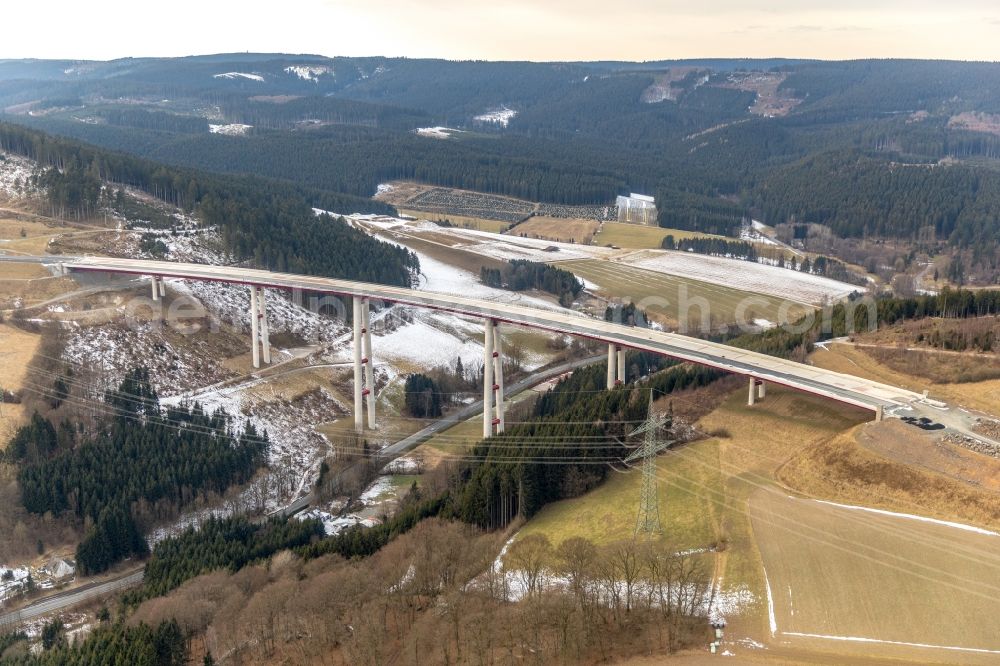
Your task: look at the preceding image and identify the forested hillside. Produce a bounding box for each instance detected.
[0,122,419,284]
[7,369,271,574]
[3,56,1000,275]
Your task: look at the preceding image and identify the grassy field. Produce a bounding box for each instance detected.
[398,208,511,234]
[778,426,1000,532]
[372,227,507,274]
[0,323,41,446]
[592,222,720,249]
[508,216,599,244]
[513,382,869,645]
[0,262,48,280]
[517,438,723,552]
[0,217,81,255]
[810,343,1000,415]
[557,258,812,330]
[751,486,1000,665]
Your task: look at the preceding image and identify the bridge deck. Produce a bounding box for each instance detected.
[64,256,925,414]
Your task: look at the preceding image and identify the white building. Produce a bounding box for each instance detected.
[615,193,657,225]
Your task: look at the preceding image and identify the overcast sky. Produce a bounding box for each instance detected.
[4,0,999,62]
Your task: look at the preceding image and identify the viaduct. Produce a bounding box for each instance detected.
[62,257,925,437]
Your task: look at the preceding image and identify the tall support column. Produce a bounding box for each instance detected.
[250,286,260,369]
[607,343,616,390]
[616,347,626,385]
[151,277,160,302]
[492,322,505,433]
[258,288,271,365]
[362,298,376,430]
[158,279,166,298]
[483,318,495,439]
[757,380,766,400]
[353,296,363,433]
[875,405,884,423]
[748,376,756,406]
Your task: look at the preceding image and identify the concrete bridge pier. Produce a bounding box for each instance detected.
[607,343,616,389]
[492,321,505,433]
[483,319,505,437]
[249,286,271,369]
[150,276,161,301]
[362,298,376,430]
[483,319,494,438]
[747,377,767,405]
[251,286,260,369]
[351,296,376,433]
[258,287,271,365]
[607,343,626,388]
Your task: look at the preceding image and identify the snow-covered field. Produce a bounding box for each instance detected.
[414,126,463,139]
[617,249,857,305]
[213,72,264,82]
[284,65,331,81]
[376,315,483,371]
[350,214,614,264]
[474,105,518,127]
[209,123,253,136]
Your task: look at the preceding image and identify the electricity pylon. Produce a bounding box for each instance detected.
[625,401,673,536]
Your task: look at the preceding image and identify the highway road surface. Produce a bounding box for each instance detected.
[0,570,144,629]
[278,353,603,517]
[60,256,926,416]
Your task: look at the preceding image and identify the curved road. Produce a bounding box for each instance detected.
[59,255,925,416]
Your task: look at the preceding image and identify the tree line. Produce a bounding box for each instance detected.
[0,122,419,287]
[729,288,1000,360]
[0,620,185,665]
[480,259,584,307]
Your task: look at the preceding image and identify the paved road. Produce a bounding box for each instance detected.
[54,256,926,416]
[278,354,603,517]
[0,570,144,628]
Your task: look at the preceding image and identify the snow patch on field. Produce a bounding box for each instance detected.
[284,65,331,81]
[781,632,1000,655]
[618,249,856,305]
[415,250,558,311]
[350,213,614,265]
[474,105,517,127]
[213,72,264,82]
[377,314,484,371]
[415,126,463,139]
[209,123,253,135]
[811,499,1000,536]
[710,584,757,624]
